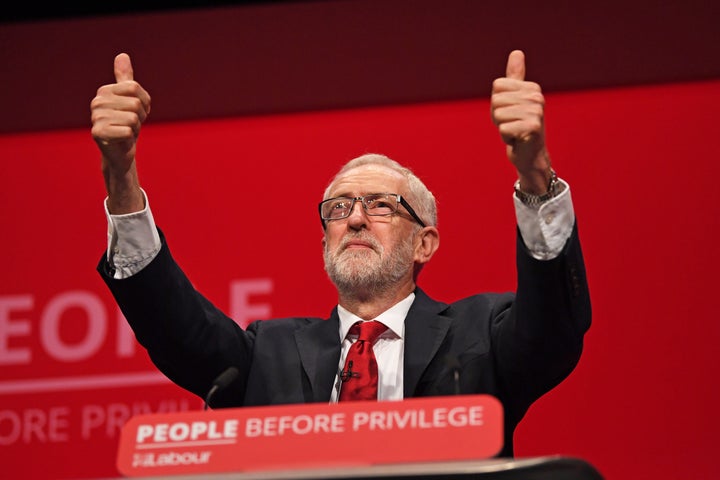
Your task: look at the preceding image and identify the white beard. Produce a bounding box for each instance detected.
[324,232,415,297]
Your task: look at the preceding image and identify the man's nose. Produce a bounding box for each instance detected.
[346,200,368,226]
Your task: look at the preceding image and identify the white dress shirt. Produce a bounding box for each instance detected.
[330,295,414,402]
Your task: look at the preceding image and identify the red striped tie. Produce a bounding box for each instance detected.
[339,320,388,401]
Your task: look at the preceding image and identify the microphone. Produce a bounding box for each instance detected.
[204,367,239,411]
[443,355,461,395]
[340,360,360,381]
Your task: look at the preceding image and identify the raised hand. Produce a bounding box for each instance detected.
[491,50,552,194]
[90,53,151,213]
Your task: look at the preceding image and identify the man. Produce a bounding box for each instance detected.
[91,50,590,457]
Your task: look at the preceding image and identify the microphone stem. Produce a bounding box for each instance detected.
[204,385,219,411]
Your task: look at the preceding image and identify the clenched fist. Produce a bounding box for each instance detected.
[90,53,151,214]
[491,50,553,194]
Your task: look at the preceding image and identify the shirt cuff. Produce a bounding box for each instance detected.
[105,189,161,279]
[514,179,575,260]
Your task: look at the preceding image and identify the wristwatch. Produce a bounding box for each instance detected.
[514,169,560,207]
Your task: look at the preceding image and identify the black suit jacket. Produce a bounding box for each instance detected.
[98,224,590,457]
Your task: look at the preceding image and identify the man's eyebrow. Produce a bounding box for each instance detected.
[328,191,362,198]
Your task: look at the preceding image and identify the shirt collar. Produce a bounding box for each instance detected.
[337,292,415,341]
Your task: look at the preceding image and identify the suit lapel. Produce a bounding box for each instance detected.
[403,289,451,397]
[294,309,341,402]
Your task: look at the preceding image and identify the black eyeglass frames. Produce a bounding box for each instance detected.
[318,193,426,228]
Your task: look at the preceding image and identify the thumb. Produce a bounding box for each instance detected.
[505,50,526,80]
[114,53,134,82]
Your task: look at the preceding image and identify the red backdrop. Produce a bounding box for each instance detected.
[1,80,719,479]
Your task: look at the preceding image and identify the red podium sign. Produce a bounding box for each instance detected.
[116,394,502,477]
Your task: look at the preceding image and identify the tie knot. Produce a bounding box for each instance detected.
[349,320,387,343]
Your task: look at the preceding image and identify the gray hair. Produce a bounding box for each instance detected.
[323,153,438,227]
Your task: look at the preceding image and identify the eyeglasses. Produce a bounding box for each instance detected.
[319,193,426,228]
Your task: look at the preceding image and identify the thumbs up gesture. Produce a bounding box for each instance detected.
[91,53,151,173]
[491,50,552,194]
[90,53,151,213]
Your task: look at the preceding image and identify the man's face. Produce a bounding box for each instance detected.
[323,164,418,296]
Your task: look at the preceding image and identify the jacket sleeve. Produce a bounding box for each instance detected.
[97,227,254,403]
[492,221,591,423]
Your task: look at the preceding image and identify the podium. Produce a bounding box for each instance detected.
[115,395,603,479]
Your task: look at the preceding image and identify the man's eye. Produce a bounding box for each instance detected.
[366,197,395,213]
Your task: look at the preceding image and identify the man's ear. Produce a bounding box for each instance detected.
[414,227,440,264]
